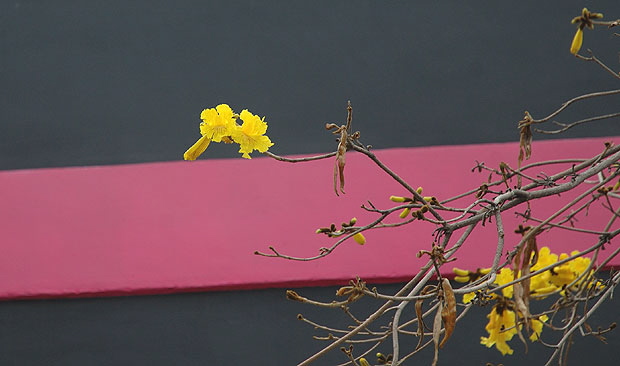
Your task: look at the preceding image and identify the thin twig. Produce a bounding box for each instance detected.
[263,150,336,162]
[533,112,620,134]
[575,50,620,80]
[351,144,446,223]
[528,89,620,124]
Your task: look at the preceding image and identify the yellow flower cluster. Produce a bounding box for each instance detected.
[453,246,596,355]
[184,104,274,160]
[455,246,593,303]
[479,303,548,355]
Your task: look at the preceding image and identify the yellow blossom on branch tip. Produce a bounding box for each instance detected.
[231,109,274,159]
[183,135,211,161]
[389,195,407,202]
[200,104,237,142]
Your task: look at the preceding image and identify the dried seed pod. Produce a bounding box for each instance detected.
[440,278,456,348]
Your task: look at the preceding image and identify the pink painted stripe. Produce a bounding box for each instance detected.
[1,137,618,300]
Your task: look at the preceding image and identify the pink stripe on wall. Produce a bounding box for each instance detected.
[0,137,618,300]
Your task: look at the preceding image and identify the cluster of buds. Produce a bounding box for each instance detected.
[315,217,366,245]
[389,187,438,220]
[570,8,604,55]
[453,267,492,283]
[359,353,393,366]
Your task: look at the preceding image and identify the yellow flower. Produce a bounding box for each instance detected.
[570,27,583,55]
[550,253,578,287]
[531,247,558,271]
[183,135,211,161]
[529,315,548,341]
[568,250,591,276]
[353,232,366,245]
[551,250,593,289]
[530,247,559,295]
[495,267,514,298]
[480,305,518,355]
[230,109,274,159]
[462,292,476,304]
[200,104,237,143]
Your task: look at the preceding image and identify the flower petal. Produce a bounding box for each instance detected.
[183,135,211,160]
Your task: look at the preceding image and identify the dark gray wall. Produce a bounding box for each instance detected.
[1,284,618,365]
[1,0,618,170]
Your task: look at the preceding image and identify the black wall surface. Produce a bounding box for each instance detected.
[1,1,619,365]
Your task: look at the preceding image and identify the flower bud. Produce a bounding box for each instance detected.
[399,207,411,219]
[570,27,583,55]
[454,276,470,283]
[183,135,211,161]
[353,232,366,245]
[453,268,470,277]
[532,285,558,295]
